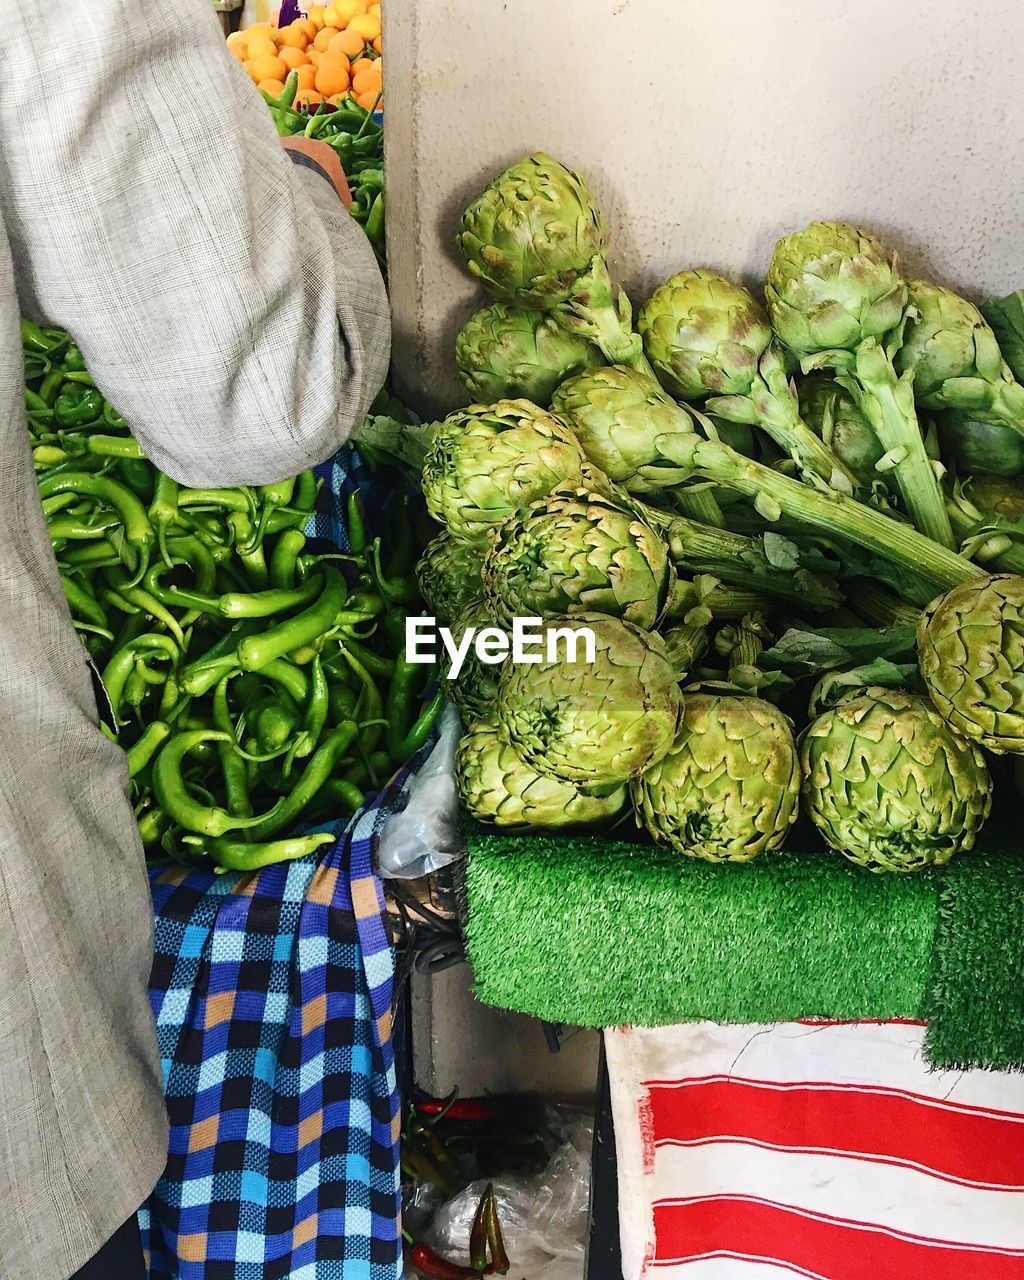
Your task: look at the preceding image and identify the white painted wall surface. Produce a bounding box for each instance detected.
[385,0,1024,416]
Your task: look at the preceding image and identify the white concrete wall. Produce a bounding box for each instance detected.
[385,0,1024,416]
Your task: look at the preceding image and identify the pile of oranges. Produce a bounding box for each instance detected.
[227,1,383,114]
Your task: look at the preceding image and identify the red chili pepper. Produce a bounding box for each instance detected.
[415,1097,504,1123]
[409,1242,479,1280]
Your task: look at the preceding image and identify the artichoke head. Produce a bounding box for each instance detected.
[937,410,1024,478]
[801,685,993,871]
[550,364,699,491]
[636,270,772,400]
[442,598,504,721]
[456,714,627,831]
[454,303,603,407]
[766,221,906,357]
[416,531,484,625]
[456,153,606,308]
[421,399,588,544]
[633,692,800,862]
[917,573,1024,753]
[497,613,681,788]
[798,372,885,482]
[482,486,672,630]
[895,280,1009,402]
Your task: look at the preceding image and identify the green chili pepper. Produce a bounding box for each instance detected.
[294,469,319,512]
[20,319,55,354]
[243,720,359,841]
[149,473,180,566]
[269,529,307,590]
[136,806,170,846]
[86,434,144,460]
[334,636,394,680]
[39,472,153,583]
[152,730,285,837]
[346,491,368,554]
[229,511,269,588]
[219,574,323,619]
[237,568,346,672]
[101,634,180,725]
[177,487,255,516]
[102,401,127,429]
[293,655,329,759]
[386,657,444,761]
[126,722,172,777]
[34,445,68,469]
[333,646,384,751]
[62,341,86,372]
[60,574,109,629]
[47,512,122,543]
[37,368,65,407]
[54,384,103,427]
[198,830,335,873]
[103,570,187,647]
[328,684,359,723]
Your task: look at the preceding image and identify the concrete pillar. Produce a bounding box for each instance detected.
[385,0,1024,417]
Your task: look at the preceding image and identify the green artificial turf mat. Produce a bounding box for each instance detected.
[925,837,1024,1072]
[463,826,937,1029]
[463,806,1024,1072]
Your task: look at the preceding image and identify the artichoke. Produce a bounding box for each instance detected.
[801,686,993,871]
[766,222,906,357]
[638,270,772,399]
[895,280,1024,438]
[632,693,800,863]
[420,399,588,544]
[456,153,648,370]
[416,531,484,625]
[497,614,681,788]
[766,223,952,547]
[798,373,886,484]
[637,269,855,490]
[917,573,1024,753]
[456,153,606,308]
[937,410,1024,478]
[454,303,603,407]
[456,714,627,831]
[442,598,504,721]
[964,474,1024,525]
[482,486,672,630]
[550,365,701,492]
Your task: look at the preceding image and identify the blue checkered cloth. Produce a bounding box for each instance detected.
[140,448,423,1279]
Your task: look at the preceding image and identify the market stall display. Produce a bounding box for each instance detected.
[23,322,439,871]
[361,152,1024,874]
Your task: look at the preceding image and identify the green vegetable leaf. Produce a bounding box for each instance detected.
[980,289,1024,382]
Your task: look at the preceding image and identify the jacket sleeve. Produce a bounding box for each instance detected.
[0,0,390,487]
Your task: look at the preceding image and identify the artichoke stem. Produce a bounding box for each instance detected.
[671,486,725,528]
[654,433,980,601]
[845,342,955,548]
[850,580,921,628]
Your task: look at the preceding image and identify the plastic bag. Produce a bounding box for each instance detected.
[425,1107,592,1279]
[376,703,466,879]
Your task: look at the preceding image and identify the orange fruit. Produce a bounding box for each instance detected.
[356,88,380,112]
[246,54,288,83]
[327,92,350,105]
[348,13,380,40]
[328,28,365,57]
[277,23,308,49]
[257,78,287,98]
[334,0,368,20]
[245,33,279,59]
[351,65,381,95]
[372,35,382,53]
[295,63,317,89]
[369,2,381,15]
[294,18,318,40]
[313,26,339,50]
[306,6,326,29]
[246,22,274,37]
[227,40,248,62]
[308,49,322,65]
[350,56,375,76]
[294,89,324,110]
[279,46,309,69]
[314,53,351,96]
[226,31,248,52]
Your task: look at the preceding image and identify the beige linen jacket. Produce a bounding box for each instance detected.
[0,2,390,1276]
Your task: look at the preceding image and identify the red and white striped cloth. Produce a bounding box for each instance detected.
[605,1021,1024,1279]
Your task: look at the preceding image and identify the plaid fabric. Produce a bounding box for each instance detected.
[140,447,426,1279]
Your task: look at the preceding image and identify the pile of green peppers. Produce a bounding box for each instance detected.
[262,73,385,266]
[24,321,441,872]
